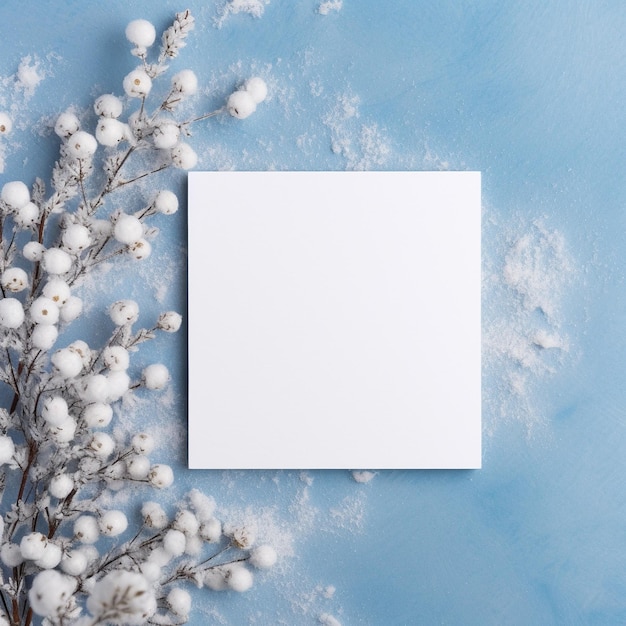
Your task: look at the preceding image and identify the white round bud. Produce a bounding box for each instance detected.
[141,501,168,529]
[82,403,113,428]
[34,541,62,569]
[106,371,130,401]
[0,435,15,464]
[43,279,71,305]
[68,339,91,366]
[62,224,91,254]
[51,416,77,443]
[80,374,110,404]
[29,296,59,325]
[15,202,39,228]
[103,345,130,371]
[226,564,254,592]
[96,117,128,147]
[167,588,191,618]
[99,510,128,536]
[61,550,88,576]
[172,69,198,96]
[245,77,268,104]
[163,529,186,556]
[49,473,74,499]
[42,396,69,426]
[42,247,72,275]
[109,299,139,325]
[126,455,150,479]
[128,238,151,260]
[66,131,98,159]
[89,432,115,458]
[170,143,198,169]
[174,510,199,536]
[94,94,123,118]
[31,324,58,350]
[74,516,99,544]
[148,464,174,488]
[1,543,23,567]
[123,69,152,98]
[227,90,257,119]
[154,190,178,215]
[132,432,155,455]
[60,296,83,323]
[51,348,83,378]
[20,532,47,560]
[1,267,28,292]
[142,363,169,390]
[125,19,156,47]
[1,181,30,209]
[23,241,45,262]
[157,311,182,332]
[113,214,143,244]
[0,112,12,135]
[153,121,180,149]
[54,112,80,139]
[0,298,24,329]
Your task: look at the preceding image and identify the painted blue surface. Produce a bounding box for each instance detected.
[1,1,626,624]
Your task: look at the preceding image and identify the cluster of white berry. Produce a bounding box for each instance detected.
[0,10,273,625]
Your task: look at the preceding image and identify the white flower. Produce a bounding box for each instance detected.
[172,69,198,95]
[66,130,98,159]
[128,238,151,260]
[142,363,169,390]
[31,324,58,350]
[42,247,72,275]
[171,142,198,169]
[113,213,143,244]
[1,267,28,292]
[224,523,256,549]
[49,473,74,499]
[153,120,180,149]
[94,94,123,118]
[0,298,25,329]
[148,464,174,488]
[141,501,168,529]
[15,201,39,228]
[99,510,128,536]
[126,454,150,479]
[0,543,23,567]
[51,416,77,443]
[62,224,92,253]
[82,403,113,428]
[140,561,161,582]
[163,529,186,556]
[43,278,71,305]
[106,371,130,401]
[204,566,228,591]
[1,181,30,209]
[174,510,199,536]
[132,432,155,454]
[225,564,254,592]
[153,190,178,216]
[157,311,182,332]
[34,541,62,569]
[28,570,76,617]
[61,550,88,576]
[81,374,110,404]
[23,241,45,262]
[0,112,12,135]
[189,489,216,521]
[125,19,156,47]
[199,518,222,543]
[103,345,130,371]
[29,296,59,325]
[96,117,129,147]
[20,532,48,560]
[42,396,69,426]
[109,299,139,325]
[60,296,83,323]
[87,571,156,624]
[0,435,15,465]
[123,69,152,98]
[74,515,100,544]
[54,112,80,138]
[245,76,268,104]
[226,90,257,119]
[89,432,115,458]
[249,545,278,569]
[167,588,191,618]
[51,348,84,378]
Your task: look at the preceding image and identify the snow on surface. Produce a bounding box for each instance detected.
[318,1,342,15]
[214,0,269,28]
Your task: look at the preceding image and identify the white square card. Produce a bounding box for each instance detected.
[188,171,481,469]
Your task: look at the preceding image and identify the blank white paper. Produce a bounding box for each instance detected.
[188,171,481,469]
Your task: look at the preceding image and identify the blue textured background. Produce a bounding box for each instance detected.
[1,1,625,624]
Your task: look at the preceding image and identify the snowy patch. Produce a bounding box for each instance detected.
[351,470,376,483]
[318,0,343,15]
[214,0,270,28]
